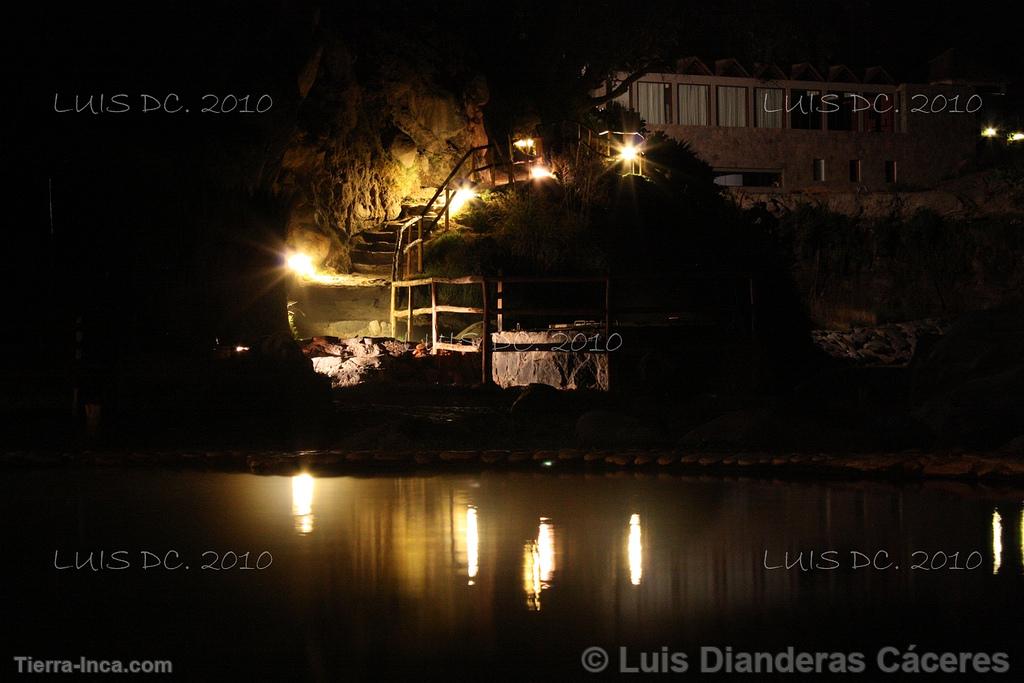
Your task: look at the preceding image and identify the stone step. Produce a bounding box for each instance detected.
[400,204,442,218]
[359,230,399,244]
[351,262,392,276]
[367,223,434,243]
[351,247,394,265]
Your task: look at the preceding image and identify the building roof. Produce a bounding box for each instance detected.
[714,58,750,78]
[790,62,824,82]
[649,57,931,86]
[827,65,860,83]
[863,66,895,85]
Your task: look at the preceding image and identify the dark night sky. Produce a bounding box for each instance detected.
[1,1,1019,358]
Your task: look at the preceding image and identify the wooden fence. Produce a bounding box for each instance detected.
[390,273,756,386]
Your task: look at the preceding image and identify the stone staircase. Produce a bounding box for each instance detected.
[350,204,441,277]
[350,220,403,276]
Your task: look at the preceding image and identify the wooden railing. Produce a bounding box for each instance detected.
[389,272,757,386]
[391,123,649,282]
[538,120,647,173]
[390,275,610,384]
[392,139,540,281]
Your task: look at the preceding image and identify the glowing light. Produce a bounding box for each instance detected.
[523,518,556,610]
[530,165,555,180]
[1008,132,1024,143]
[234,345,250,353]
[448,187,476,215]
[992,508,1003,575]
[292,473,315,535]
[513,137,535,151]
[286,252,316,278]
[537,518,555,584]
[981,127,999,138]
[618,144,639,162]
[466,505,479,585]
[628,513,643,586]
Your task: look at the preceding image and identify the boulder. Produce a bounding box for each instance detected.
[305,336,417,387]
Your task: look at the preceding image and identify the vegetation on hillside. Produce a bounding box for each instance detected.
[777,205,1024,327]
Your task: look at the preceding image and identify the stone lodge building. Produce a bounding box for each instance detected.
[604,57,985,192]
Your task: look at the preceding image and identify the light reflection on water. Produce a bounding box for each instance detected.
[628,512,643,586]
[6,469,1024,678]
[466,505,478,585]
[291,473,314,535]
[993,508,1003,575]
[988,504,1024,575]
[278,475,1024,624]
[523,517,557,610]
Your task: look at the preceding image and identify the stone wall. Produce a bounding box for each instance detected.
[289,280,393,339]
[812,319,950,365]
[491,331,609,391]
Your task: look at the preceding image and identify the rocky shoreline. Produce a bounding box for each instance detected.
[811,318,949,365]
[4,447,1024,484]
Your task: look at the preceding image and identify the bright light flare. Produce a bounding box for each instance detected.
[618,144,639,162]
[1008,132,1024,143]
[981,127,999,138]
[286,252,316,278]
[628,513,643,586]
[513,137,536,151]
[530,165,555,180]
[448,187,476,215]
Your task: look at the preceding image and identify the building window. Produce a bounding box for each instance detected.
[678,84,709,125]
[826,92,857,131]
[885,160,897,184]
[635,81,671,125]
[864,93,896,132]
[790,90,821,130]
[813,159,826,182]
[755,88,784,128]
[849,160,862,182]
[717,86,747,127]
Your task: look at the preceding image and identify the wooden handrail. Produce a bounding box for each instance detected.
[388,121,651,282]
[392,143,497,281]
[388,271,757,388]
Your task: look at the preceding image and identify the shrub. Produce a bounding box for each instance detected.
[427,185,606,276]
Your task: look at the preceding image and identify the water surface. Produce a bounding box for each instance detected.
[3,469,1022,679]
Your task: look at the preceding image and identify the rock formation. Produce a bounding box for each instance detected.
[275,24,489,274]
